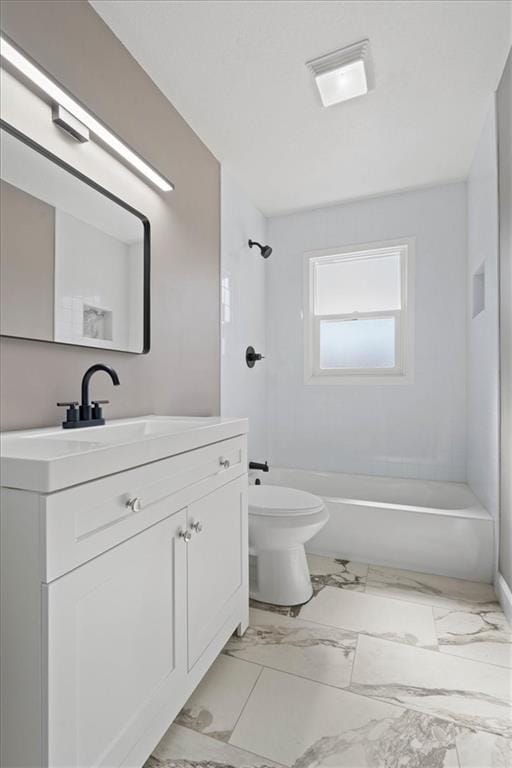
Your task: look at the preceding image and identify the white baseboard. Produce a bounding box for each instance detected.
[495,571,512,625]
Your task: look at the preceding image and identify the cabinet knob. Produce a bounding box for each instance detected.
[219,457,230,469]
[190,520,203,534]
[179,529,192,543]
[126,497,142,513]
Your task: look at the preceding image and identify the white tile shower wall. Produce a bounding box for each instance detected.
[220,168,268,459]
[54,210,133,350]
[466,101,499,522]
[266,183,467,481]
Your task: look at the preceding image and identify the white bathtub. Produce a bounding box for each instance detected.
[262,468,494,583]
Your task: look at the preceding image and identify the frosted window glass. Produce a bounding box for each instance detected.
[315,253,401,315]
[319,317,396,369]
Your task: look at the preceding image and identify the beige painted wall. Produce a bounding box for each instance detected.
[0,180,55,341]
[0,0,220,430]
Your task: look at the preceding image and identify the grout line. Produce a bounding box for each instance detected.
[228,621,512,679]
[342,584,495,612]
[454,738,463,768]
[348,632,361,688]
[228,637,509,705]
[223,659,508,740]
[351,631,512,675]
[223,644,357,690]
[431,605,440,652]
[425,597,512,669]
[245,605,437,654]
[344,680,508,740]
[174,723,287,767]
[228,663,265,742]
[274,608,440,649]
[228,630,512,674]
[364,587,502,612]
[434,645,512,671]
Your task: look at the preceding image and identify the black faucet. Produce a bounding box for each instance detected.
[249,460,269,472]
[58,363,120,429]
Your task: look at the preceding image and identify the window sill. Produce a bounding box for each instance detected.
[305,372,413,386]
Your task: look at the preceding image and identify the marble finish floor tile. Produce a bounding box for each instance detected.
[248,598,304,618]
[350,635,512,738]
[229,667,463,767]
[435,604,512,669]
[306,555,368,594]
[455,729,512,768]
[366,565,499,611]
[224,607,357,688]
[176,655,262,742]
[147,724,282,767]
[249,557,368,618]
[299,586,438,648]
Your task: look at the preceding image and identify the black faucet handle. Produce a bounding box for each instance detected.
[91,400,109,420]
[57,401,79,425]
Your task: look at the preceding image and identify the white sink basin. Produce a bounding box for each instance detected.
[1,415,248,493]
[27,418,203,444]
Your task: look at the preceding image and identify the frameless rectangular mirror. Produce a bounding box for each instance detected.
[0,124,150,353]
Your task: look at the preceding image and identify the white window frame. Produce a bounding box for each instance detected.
[304,238,415,385]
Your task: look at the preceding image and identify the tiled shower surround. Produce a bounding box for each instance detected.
[145,556,511,768]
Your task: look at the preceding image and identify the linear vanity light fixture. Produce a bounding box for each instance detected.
[0,34,174,192]
[307,39,373,107]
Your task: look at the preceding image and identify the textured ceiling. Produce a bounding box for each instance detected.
[91,0,511,215]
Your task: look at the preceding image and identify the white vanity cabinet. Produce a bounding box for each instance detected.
[0,417,249,768]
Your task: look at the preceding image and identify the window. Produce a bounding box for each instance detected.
[304,239,414,384]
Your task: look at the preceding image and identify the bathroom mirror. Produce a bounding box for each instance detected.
[0,124,150,353]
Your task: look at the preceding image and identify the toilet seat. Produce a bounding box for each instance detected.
[249,485,324,517]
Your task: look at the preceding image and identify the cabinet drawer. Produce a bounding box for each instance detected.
[42,435,247,582]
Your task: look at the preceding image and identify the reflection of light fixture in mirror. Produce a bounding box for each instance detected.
[0,34,174,192]
[52,105,90,143]
[307,40,372,107]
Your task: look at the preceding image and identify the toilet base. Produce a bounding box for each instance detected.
[249,544,313,606]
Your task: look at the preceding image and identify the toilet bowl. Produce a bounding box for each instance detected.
[248,484,329,606]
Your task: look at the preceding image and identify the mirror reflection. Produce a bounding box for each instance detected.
[0,127,149,353]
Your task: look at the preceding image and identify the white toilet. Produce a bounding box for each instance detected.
[248,484,329,606]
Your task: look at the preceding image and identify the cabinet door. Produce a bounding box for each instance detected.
[45,511,187,768]
[187,475,247,669]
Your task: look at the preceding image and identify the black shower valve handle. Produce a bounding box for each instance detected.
[246,346,265,368]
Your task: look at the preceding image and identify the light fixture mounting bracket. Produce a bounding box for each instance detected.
[52,104,89,143]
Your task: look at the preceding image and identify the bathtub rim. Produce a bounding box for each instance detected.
[264,467,491,522]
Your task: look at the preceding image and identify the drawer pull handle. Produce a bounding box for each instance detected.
[219,457,230,469]
[179,529,192,543]
[191,520,203,534]
[126,497,142,513]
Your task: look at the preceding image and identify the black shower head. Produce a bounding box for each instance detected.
[248,239,272,259]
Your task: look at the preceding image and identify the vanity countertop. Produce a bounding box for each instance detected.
[0,415,248,493]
